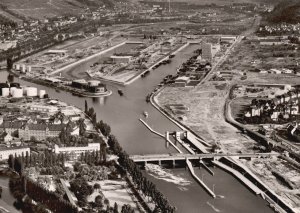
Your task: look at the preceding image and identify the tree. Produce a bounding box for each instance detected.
[14,157,24,175]
[121,204,134,213]
[84,100,88,114]
[70,177,93,206]
[93,183,101,190]
[104,198,109,207]
[78,118,86,136]
[95,195,103,208]
[30,136,37,142]
[113,202,119,213]
[100,142,107,162]
[7,57,13,70]
[8,154,14,169]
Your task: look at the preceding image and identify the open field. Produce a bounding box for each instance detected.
[0,0,85,19]
[221,39,300,71]
[88,180,141,212]
[0,9,23,23]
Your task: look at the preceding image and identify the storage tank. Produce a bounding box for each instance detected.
[27,66,32,72]
[88,80,101,87]
[0,83,9,96]
[39,90,46,98]
[10,87,16,96]
[15,64,20,71]
[26,87,38,97]
[21,64,26,73]
[1,88,9,97]
[12,88,23,98]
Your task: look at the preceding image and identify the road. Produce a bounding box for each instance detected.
[130,152,281,162]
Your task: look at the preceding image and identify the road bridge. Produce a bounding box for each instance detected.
[130,152,280,164]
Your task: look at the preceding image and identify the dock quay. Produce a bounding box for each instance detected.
[212,160,262,194]
[49,41,127,76]
[173,136,195,154]
[186,159,216,198]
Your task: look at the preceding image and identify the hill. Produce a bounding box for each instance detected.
[0,0,130,20]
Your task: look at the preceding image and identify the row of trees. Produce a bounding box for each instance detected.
[79,148,107,165]
[8,152,68,174]
[9,176,78,213]
[85,101,111,136]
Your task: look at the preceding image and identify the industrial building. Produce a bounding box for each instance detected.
[201,42,220,62]
[53,143,100,160]
[110,55,133,64]
[45,49,68,56]
[0,146,30,161]
[220,36,236,44]
[71,79,107,94]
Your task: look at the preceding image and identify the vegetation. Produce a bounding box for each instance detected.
[265,0,300,24]
[70,177,93,207]
[9,176,78,213]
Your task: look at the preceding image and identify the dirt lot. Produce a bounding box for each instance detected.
[242,158,300,211]
[156,81,258,153]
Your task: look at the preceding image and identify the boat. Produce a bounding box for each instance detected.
[146,94,151,103]
[118,89,123,96]
[143,111,148,118]
[141,70,150,78]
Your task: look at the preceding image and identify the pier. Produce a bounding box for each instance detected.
[200,160,214,176]
[212,160,262,195]
[186,159,216,198]
[139,118,183,153]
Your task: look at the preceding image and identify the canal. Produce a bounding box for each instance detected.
[0,44,273,212]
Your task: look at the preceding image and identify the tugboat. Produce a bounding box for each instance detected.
[146,94,151,103]
[143,111,148,118]
[118,89,124,96]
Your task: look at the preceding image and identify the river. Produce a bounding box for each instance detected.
[0,44,273,212]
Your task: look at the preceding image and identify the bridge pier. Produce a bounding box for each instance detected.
[199,157,202,169]
[165,141,169,148]
[172,160,175,168]
[165,131,170,148]
[158,160,161,166]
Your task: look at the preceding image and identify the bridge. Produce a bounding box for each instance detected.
[130,152,280,164]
